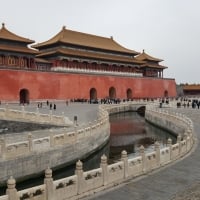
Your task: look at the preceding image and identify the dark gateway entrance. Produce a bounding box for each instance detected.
[90,88,97,100]
[164,90,168,98]
[127,88,133,99]
[19,89,29,104]
[109,87,116,99]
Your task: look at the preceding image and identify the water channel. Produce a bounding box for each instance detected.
[0,111,176,194]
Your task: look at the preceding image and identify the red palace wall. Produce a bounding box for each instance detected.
[0,69,177,101]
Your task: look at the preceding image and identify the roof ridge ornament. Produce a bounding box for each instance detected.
[62,25,66,30]
[2,23,5,28]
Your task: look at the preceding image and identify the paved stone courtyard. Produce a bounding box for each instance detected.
[172,181,200,200]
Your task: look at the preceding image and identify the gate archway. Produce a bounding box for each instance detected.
[19,89,29,104]
[164,90,168,98]
[109,87,116,99]
[90,88,97,100]
[127,88,133,99]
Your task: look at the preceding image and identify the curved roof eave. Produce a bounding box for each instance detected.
[0,23,35,44]
[32,26,139,55]
[136,50,163,62]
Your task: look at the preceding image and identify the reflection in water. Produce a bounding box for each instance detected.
[109,111,176,161]
[0,111,176,194]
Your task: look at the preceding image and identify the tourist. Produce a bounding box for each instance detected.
[74,115,78,125]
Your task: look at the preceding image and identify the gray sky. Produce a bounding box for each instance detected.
[1,0,200,84]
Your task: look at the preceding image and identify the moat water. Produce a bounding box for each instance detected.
[0,111,176,194]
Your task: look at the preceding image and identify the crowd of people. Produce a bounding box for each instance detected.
[176,98,200,109]
[69,97,157,104]
[37,100,57,110]
[6,96,200,110]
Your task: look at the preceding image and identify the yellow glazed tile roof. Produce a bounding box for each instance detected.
[0,44,38,54]
[183,85,200,90]
[33,26,139,55]
[140,63,167,69]
[0,23,34,44]
[35,58,52,64]
[36,47,144,64]
[136,50,163,62]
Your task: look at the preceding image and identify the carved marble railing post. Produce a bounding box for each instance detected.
[6,176,19,200]
[28,133,32,152]
[139,145,146,172]
[44,167,54,200]
[121,150,128,178]
[167,138,172,160]
[100,154,108,186]
[154,142,160,167]
[75,160,83,195]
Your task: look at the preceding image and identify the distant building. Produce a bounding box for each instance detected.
[0,23,177,103]
[182,84,200,96]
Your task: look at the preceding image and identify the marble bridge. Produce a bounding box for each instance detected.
[0,100,195,200]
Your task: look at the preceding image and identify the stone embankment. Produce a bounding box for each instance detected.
[0,104,110,185]
[0,102,194,200]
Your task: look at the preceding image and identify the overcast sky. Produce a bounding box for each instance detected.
[1,0,200,84]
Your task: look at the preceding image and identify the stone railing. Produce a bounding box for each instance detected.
[99,101,147,114]
[0,105,110,184]
[51,66,143,77]
[0,102,194,200]
[0,104,73,126]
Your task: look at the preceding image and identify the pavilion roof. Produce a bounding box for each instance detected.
[36,47,143,65]
[32,26,139,55]
[183,84,200,90]
[35,58,52,64]
[135,50,163,62]
[0,44,38,54]
[0,23,35,44]
[140,63,167,69]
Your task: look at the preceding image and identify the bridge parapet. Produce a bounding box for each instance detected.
[0,102,195,200]
[0,105,73,126]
